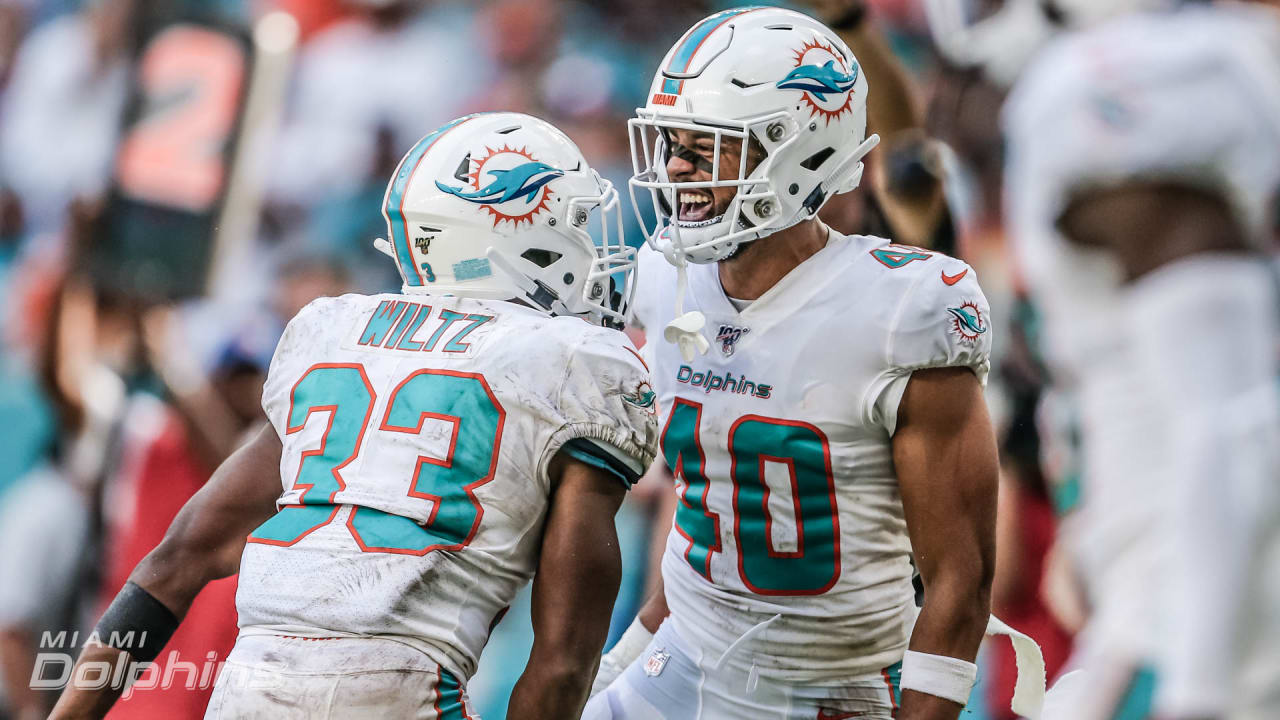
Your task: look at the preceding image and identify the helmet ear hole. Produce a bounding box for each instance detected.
[453,154,471,182]
[520,249,563,268]
[800,147,835,171]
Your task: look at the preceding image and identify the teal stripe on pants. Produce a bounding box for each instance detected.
[1111,665,1158,720]
[883,660,902,714]
[437,668,469,720]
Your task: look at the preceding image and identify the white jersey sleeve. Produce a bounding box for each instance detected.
[545,327,659,487]
[865,259,993,435]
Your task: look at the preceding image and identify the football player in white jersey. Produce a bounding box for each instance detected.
[584,8,1003,720]
[1002,5,1280,718]
[50,112,658,720]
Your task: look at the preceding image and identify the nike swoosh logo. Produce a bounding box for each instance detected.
[941,268,969,286]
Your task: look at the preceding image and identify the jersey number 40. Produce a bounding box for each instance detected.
[248,363,504,555]
[662,399,840,596]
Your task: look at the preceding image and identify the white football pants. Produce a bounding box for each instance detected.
[582,619,902,720]
[203,633,476,719]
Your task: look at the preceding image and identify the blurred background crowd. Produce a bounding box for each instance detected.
[0,1,1077,718]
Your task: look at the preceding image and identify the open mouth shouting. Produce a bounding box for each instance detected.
[677,189,717,224]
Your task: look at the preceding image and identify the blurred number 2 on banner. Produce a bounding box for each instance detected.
[116,25,246,213]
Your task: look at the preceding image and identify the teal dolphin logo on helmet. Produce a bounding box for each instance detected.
[436,161,563,205]
[776,59,858,101]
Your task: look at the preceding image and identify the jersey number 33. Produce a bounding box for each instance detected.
[249,363,505,555]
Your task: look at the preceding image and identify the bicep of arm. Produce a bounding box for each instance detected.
[511,453,627,718]
[893,366,998,658]
[533,451,627,663]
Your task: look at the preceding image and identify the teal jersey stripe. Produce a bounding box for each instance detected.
[1110,665,1158,720]
[883,660,902,710]
[386,115,476,286]
[435,667,470,719]
[661,7,761,95]
[562,437,639,488]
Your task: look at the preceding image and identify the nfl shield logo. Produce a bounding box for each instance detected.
[643,648,670,677]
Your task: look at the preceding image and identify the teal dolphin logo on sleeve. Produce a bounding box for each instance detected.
[947,301,988,344]
[947,305,986,334]
[622,382,657,412]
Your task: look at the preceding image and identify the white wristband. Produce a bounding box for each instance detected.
[900,650,978,706]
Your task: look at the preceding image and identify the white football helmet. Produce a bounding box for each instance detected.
[375,112,635,326]
[923,0,1180,86]
[628,6,880,265]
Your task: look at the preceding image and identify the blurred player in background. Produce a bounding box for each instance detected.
[921,2,1191,716]
[928,0,1280,716]
[1002,3,1280,718]
[50,111,657,720]
[587,8,1002,720]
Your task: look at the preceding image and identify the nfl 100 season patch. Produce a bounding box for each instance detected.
[715,323,750,357]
